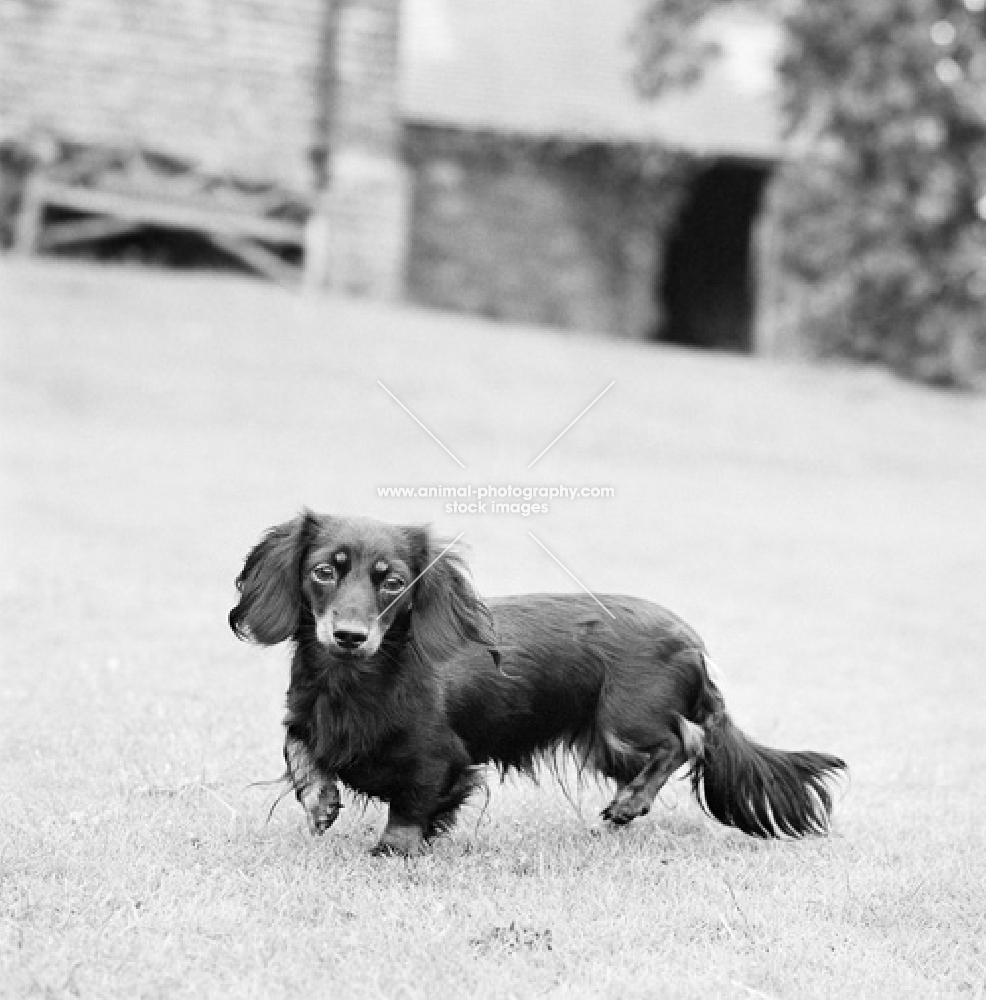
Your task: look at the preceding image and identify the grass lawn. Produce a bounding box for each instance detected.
[2,259,984,999]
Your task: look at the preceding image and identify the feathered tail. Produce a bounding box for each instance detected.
[689,658,847,838]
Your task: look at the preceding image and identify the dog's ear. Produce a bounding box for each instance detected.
[403,527,499,665]
[229,511,318,644]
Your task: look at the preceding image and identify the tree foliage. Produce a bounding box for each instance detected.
[634,0,986,384]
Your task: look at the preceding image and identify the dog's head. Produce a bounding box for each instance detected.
[229,511,497,665]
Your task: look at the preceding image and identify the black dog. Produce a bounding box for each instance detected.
[230,511,846,855]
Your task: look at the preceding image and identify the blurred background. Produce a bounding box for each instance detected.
[2,0,986,385]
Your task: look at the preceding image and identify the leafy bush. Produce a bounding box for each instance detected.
[634,0,986,385]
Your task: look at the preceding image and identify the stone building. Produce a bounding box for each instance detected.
[0,0,783,351]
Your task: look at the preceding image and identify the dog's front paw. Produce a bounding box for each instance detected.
[300,782,342,836]
[370,840,426,858]
[371,821,427,857]
[601,790,650,827]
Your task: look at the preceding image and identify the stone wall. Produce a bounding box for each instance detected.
[1,0,720,334]
[305,0,409,298]
[404,128,692,339]
[0,0,327,193]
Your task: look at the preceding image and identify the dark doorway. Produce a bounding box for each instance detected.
[656,159,771,352]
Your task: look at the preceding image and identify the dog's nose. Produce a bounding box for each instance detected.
[333,625,369,649]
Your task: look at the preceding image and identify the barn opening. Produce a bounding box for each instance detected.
[655,158,772,352]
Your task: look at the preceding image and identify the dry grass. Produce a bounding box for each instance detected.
[2,259,984,999]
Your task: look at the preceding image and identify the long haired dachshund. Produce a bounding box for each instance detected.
[230,511,846,856]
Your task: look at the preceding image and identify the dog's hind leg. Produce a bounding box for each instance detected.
[601,717,702,826]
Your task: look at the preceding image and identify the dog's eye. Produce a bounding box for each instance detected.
[310,564,337,585]
[380,575,405,593]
